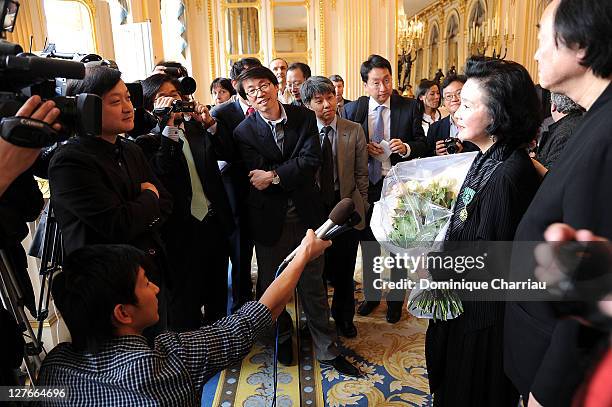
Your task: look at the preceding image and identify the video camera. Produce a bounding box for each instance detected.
[153,99,195,116]
[0,0,102,148]
[157,62,197,95]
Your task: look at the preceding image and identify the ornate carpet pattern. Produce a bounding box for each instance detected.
[209,284,433,406]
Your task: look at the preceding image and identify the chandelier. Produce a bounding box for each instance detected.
[398,15,424,54]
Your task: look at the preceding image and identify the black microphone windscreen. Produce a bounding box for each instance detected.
[328,198,354,225]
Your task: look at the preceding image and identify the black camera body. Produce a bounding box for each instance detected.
[153,99,195,117]
[444,138,460,154]
[0,40,102,148]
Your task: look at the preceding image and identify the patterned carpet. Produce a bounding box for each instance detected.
[207,283,433,406]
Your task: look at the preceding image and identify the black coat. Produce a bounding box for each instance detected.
[344,94,428,160]
[536,111,583,169]
[426,148,540,407]
[48,136,172,281]
[426,115,479,156]
[506,83,612,406]
[134,120,234,237]
[233,104,324,245]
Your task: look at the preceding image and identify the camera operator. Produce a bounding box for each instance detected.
[426,74,479,157]
[0,95,61,386]
[47,66,173,336]
[135,74,234,331]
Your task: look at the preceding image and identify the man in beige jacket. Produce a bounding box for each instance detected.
[301,76,369,338]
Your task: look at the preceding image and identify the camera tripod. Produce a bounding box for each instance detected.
[0,204,63,384]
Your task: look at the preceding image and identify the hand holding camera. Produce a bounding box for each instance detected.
[435,138,463,156]
[0,95,63,196]
[187,102,215,129]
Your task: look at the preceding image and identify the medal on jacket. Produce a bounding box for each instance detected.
[459,187,475,222]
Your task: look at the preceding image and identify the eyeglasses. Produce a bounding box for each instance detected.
[245,82,272,97]
[367,78,393,89]
[287,81,303,90]
[444,90,462,101]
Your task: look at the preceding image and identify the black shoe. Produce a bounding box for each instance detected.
[357,301,379,316]
[386,306,402,324]
[319,355,361,377]
[336,320,357,338]
[277,339,293,366]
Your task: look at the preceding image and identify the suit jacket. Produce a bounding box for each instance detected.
[49,136,173,282]
[233,104,324,245]
[344,94,428,162]
[334,117,369,230]
[426,115,479,156]
[135,120,234,237]
[506,83,612,406]
[211,99,245,144]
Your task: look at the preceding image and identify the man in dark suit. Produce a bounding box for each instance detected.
[233,67,358,376]
[426,74,479,156]
[344,54,427,323]
[136,74,234,331]
[301,76,369,338]
[209,57,262,312]
[505,1,612,406]
[329,74,352,118]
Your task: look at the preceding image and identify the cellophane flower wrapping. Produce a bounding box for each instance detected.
[371,152,477,321]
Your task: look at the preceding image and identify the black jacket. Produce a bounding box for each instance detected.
[134,120,234,237]
[426,115,479,156]
[49,136,172,282]
[536,111,583,169]
[344,94,428,160]
[506,83,612,406]
[233,104,324,245]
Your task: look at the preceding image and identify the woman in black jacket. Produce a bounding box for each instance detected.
[425,57,542,406]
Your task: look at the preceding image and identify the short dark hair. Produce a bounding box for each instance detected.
[209,77,236,96]
[52,245,146,352]
[230,57,262,80]
[141,74,181,111]
[554,0,612,78]
[287,62,312,80]
[300,76,335,105]
[66,66,122,97]
[328,74,344,83]
[360,54,392,83]
[464,56,541,147]
[441,74,467,90]
[235,66,279,100]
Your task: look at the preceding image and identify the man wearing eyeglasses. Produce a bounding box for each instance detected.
[344,54,426,324]
[286,62,312,108]
[232,67,359,376]
[427,74,479,156]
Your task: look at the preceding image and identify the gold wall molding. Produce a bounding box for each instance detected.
[206,0,217,80]
[318,0,326,76]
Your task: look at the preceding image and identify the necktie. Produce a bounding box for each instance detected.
[369,105,386,184]
[246,106,255,116]
[319,126,335,206]
[180,134,209,221]
[268,121,284,153]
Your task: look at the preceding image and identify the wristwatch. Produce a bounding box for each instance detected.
[271,171,280,185]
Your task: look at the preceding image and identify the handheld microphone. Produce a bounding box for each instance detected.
[323,211,362,240]
[279,198,355,268]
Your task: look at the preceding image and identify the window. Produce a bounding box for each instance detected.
[43,0,95,53]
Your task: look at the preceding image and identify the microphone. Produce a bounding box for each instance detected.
[323,211,362,240]
[279,198,355,268]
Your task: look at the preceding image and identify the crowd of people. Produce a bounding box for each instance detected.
[0,0,611,405]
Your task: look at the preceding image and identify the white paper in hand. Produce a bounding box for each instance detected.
[375,140,393,162]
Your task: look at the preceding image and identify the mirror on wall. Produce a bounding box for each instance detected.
[446,14,459,75]
[272,1,308,64]
[225,7,260,55]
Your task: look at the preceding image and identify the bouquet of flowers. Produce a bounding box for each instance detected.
[371,152,477,321]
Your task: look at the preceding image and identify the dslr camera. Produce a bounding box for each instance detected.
[0,0,102,148]
[444,138,460,154]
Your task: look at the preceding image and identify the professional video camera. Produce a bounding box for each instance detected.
[0,1,102,149]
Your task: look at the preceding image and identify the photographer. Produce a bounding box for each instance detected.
[47,66,173,335]
[426,74,479,156]
[135,74,234,331]
[0,95,61,386]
